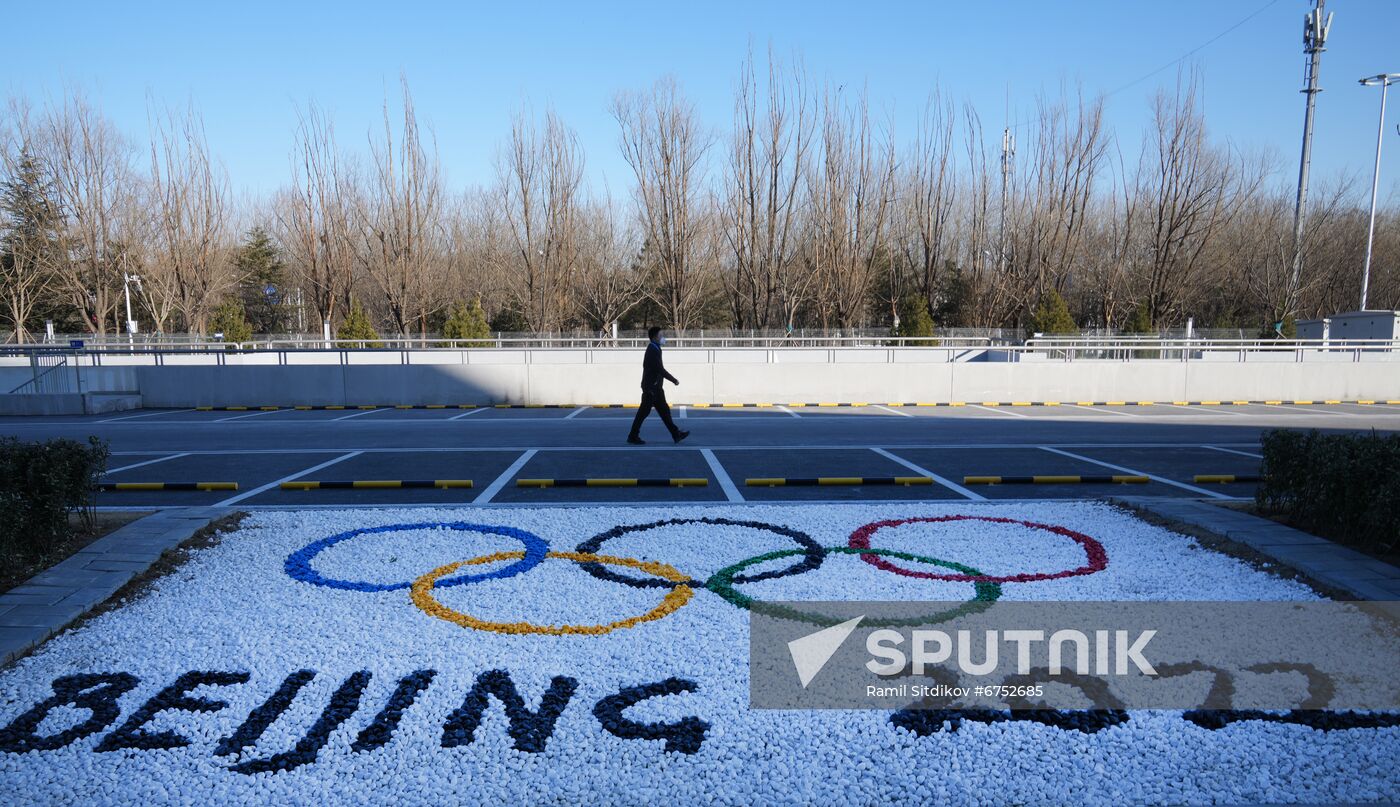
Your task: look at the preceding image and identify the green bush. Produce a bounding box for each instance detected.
[336,300,382,347]
[209,299,254,344]
[0,436,109,561]
[441,299,491,345]
[1029,289,1077,336]
[1123,302,1154,335]
[1256,429,1400,556]
[893,294,938,346]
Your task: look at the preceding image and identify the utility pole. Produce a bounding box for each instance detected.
[998,125,1015,275]
[1287,0,1331,319]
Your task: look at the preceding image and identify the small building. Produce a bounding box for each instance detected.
[1297,310,1400,341]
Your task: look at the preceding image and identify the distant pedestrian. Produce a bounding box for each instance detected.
[627,326,689,445]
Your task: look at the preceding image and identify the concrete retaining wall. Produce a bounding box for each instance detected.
[131,350,1400,406]
[3,349,1397,407]
[0,392,140,415]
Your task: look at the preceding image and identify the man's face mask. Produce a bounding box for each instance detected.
[658,336,667,345]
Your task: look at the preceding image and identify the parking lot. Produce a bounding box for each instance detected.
[4,400,1395,509]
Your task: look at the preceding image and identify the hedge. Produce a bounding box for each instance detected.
[0,436,110,561]
[1256,429,1400,556]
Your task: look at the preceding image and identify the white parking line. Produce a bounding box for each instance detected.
[103,453,190,474]
[332,408,391,421]
[679,405,688,419]
[474,449,537,504]
[97,409,195,423]
[1203,445,1263,459]
[214,451,363,506]
[1167,403,1250,417]
[777,406,802,418]
[447,408,489,421]
[1254,403,1360,417]
[565,406,590,420]
[873,405,913,418]
[968,404,1030,418]
[216,409,285,422]
[870,447,985,501]
[1063,404,1141,418]
[700,448,743,502]
[103,441,1268,456]
[1038,446,1231,499]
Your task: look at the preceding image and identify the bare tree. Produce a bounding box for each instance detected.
[498,109,584,332]
[145,102,232,334]
[807,87,895,330]
[719,50,813,330]
[574,193,642,337]
[1135,76,1241,326]
[957,105,1005,326]
[1084,145,1141,329]
[1009,90,1108,321]
[277,103,357,334]
[358,80,447,336]
[43,93,136,335]
[612,78,712,330]
[895,88,957,320]
[446,187,514,319]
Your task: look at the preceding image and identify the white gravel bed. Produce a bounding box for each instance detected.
[0,501,1393,806]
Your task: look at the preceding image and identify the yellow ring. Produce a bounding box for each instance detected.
[410,550,693,635]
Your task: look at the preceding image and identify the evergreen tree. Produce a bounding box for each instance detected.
[442,298,491,343]
[933,262,970,328]
[0,147,62,341]
[233,227,288,334]
[894,293,937,345]
[1124,301,1155,334]
[1029,289,1078,335]
[209,299,253,343]
[488,306,529,333]
[336,299,382,346]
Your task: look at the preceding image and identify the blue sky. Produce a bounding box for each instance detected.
[6,0,1399,207]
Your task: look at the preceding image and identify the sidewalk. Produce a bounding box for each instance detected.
[1112,497,1400,601]
[0,507,225,666]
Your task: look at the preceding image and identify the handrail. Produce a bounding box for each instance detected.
[0,335,1000,354]
[7,356,74,394]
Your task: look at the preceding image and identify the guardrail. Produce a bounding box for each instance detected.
[3,338,1397,366]
[2,335,999,352]
[1021,337,1400,363]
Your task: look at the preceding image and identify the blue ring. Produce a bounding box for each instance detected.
[285,522,548,592]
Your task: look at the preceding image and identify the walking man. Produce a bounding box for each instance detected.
[627,326,690,445]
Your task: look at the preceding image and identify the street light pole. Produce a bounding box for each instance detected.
[121,255,141,347]
[1359,73,1400,311]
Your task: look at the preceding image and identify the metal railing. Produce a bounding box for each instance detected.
[2,337,1397,369]
[1021,337,1400,362]
[7,349,81,394]
[4,328,1017,351]
[1,334,1000,354]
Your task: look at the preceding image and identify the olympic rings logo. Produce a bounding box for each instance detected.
[283,515,1110,635]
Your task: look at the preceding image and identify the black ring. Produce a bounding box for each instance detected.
[574,517,825,589]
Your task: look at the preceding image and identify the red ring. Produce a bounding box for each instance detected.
[848,515,1108,583]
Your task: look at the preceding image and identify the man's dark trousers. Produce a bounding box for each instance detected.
[628,385,681,439]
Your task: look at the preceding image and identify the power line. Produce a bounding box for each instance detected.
[1003,0,1284,131]
[1104,0,1284,98]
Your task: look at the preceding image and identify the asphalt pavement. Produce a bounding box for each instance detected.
[2,401,1395,509]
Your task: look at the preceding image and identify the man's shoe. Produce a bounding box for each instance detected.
[672,430,690,444]
[627,436,646,445]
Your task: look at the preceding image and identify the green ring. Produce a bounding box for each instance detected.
[704,546,1002,627]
